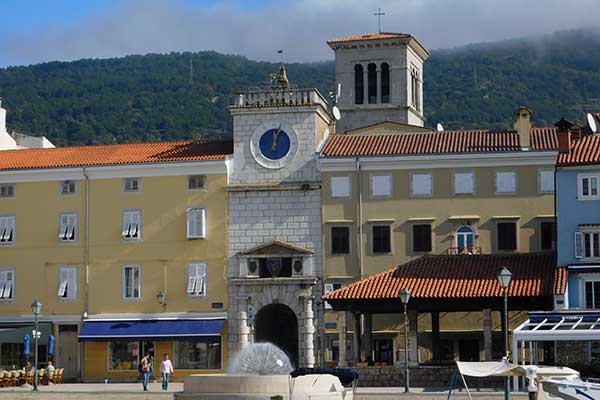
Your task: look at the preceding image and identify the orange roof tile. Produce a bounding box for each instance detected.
[321,128,557,157]
[0,140,233,171]
[323,253,565,302]
[556,133,600,166]
[327,32,412,44]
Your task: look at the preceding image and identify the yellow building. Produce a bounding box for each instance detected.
[0,138,232,381]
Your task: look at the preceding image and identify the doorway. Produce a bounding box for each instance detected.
[57,325,79,381]
[255,304,298,367]
[140,341,155,379]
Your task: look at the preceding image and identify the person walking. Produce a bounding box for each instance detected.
[160,354,174,391]
[140,353,151,391]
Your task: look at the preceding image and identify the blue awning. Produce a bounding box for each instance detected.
[78,319,225,342]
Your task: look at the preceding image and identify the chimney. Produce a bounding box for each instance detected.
[513,106,532,149]
[555,118,574,154]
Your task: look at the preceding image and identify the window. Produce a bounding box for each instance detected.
[454,172,475,194]
[585,280,600,309]
[0,216,15,245]
[381,63,390,103]
[456,226,475,249]
[579,175,600,200]
[541,221,556,251]
[123,265,141,299]
[188,175,206,191]
[0,269,14,302]
[330,176,351,198]
[413,224,432,252]
[109,342,139,370]
[187,263,207,297]
[411,173,432,196]
[174,338,222,369]
[58,267,77,300]
[331,226,350,255]
[497,222,517,251]
[1,343,24,370]
[411,68,421,111]
[354,64,364,105]
[59,213,77,242]
[122,210,141,240]
[187,208,206,239]
[538,170,554,193]
[495,171,517,194]
[324,283,343,310]
[60,180,77,195]
[0,184,15,199]
[372,225,391,253]
[370,174,392,197]
[123,178,140,193]
[367,63,377,104]
[575,231,600,259]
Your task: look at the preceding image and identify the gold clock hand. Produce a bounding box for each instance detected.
[271,124,283,151]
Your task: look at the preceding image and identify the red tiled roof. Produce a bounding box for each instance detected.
[0,140,233,171]
[556,134,600,166]
[321,128,557,157]
[327,32,412,44]
[323,253,565,301]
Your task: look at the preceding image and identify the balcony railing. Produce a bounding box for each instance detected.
[446,247,482,255]
[233,87,327,108]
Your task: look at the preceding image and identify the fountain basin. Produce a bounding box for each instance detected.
[175,373,353,400]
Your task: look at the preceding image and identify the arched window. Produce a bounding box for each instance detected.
[354,64,364,105]
[381,63,390,103]
[367,63,377,104]
[455,226,475,249]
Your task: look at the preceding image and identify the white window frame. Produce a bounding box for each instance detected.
[495,171,517,195]
[579,273,600,310]
[0,215,16,246]
[0,184,15,199]
[188,175,207,191]
[122,265,141,300]
[60,180,78,196]
[187,263,207,298]
[187,208,207,239]
[58,266,77,301]
[575,231,600,259]
[122,209,141,241]
[453,172,475,195]
[410,173,432,197]
[537,169,554,194]
[0,268,15,303]
[59,212,78,243]
[330,176,351,198]
[578,174,600,200]
[369,174,392,198]
[123,178,141,193]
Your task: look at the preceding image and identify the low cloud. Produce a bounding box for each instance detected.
[0,0,598,66]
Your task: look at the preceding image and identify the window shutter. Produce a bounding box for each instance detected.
[196,263,207,295]
[131,212,140,238]
[133,267,140,297]
[187,264,197,294]
[539,170,554,193]
[412,174,432,196]
[454,173,474,194]
[575,232,584,258]
[0,279,5,299]
[68,268,77,299]
[371,175,391,197]
[331,176,350,197]
[58,269,68,297]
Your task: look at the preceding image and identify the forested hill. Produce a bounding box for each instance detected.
[1,28,600,146]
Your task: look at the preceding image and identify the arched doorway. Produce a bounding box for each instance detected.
[255,304,298,367]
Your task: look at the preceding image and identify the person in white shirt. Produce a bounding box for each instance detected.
[160,354,174,391]
[47,361,55,371]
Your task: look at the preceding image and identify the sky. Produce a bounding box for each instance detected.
[0,0,597,67]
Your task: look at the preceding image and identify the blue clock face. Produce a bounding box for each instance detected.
[259,127,291,160]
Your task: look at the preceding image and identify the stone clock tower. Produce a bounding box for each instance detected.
[226,65,332,368]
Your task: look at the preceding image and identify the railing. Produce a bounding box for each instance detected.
[233,88,327,108]
[446,247,482,255]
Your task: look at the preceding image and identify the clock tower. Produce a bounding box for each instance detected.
[226,65,332,368]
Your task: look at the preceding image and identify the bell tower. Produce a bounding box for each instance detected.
[327,33,429,132]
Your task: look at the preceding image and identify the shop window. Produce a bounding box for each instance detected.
[372,225,391,253]
[187,208,206,239]
[541,221,556,251]
[109,341,139,370]
[122,210,141,240]
[174,338,222,370]
[331,226,350,255]
[59,213,77,242]
[413,224,432,252]
[497,222,517,251]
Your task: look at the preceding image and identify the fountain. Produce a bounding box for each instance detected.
[175,342,354,400]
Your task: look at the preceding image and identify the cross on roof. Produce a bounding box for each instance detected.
[374,8,385,33]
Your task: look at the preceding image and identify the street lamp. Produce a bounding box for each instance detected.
[497,267,512,400]
[155,290,166,306]
[30,300,42,392]
[400,288,411,393]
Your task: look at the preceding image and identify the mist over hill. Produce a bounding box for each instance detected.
[0,28,599,146]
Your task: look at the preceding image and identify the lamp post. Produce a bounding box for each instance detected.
[399,288,411,393]
[497,267,512,400]
[155,290,166,307]
[30,300,42,392]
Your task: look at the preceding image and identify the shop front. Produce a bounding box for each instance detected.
[79,318,226,382]
[0,323,53,370]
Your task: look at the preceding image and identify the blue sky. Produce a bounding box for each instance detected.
[0,0,597,67]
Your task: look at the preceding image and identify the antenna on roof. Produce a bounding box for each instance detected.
[587,112,598,133]
[436,123,444,132]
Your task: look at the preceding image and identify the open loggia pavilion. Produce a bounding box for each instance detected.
[323,253,566,367]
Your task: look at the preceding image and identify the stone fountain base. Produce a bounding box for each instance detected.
[174,373,353,400]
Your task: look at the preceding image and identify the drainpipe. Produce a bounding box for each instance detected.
[82,166,90,382]
[356,158,364,362]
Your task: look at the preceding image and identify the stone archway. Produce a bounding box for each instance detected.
[255,303,299,367]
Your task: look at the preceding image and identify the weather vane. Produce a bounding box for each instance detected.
[374,8,385,33]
